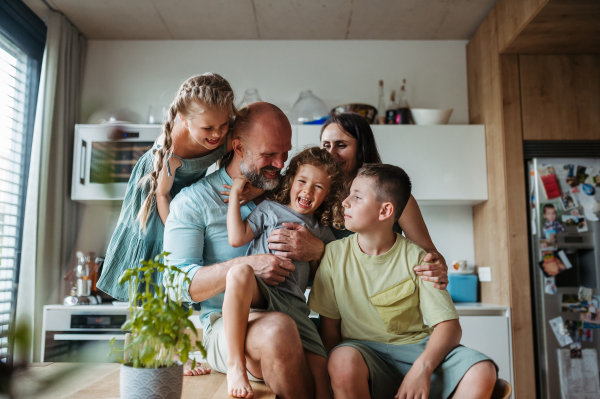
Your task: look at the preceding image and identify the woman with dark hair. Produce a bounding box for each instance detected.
[318,112,448,287]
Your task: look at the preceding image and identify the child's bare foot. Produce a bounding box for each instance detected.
[183,358,211,376]
[227,363,254,398]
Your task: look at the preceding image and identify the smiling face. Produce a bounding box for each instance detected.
[287,164,331,215]
[321,123,359,176]
[237,105,293,190]
[181,104,230,150]
[342,176,388,233]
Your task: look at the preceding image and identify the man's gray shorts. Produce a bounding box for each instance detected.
[203,276,327,379]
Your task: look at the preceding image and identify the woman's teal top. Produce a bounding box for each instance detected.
[97,142,227,301]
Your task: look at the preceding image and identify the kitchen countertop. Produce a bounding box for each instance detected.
[14,362,275,399]
[454,302,510,316]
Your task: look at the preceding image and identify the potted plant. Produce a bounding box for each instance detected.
[110,251,205,399]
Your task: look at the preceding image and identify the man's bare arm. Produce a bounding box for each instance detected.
[188,254,295,302]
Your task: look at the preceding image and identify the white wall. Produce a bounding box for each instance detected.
[81,40,469,124]
[72,40,477,291]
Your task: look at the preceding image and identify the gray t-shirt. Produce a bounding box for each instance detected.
[245,200,336,300]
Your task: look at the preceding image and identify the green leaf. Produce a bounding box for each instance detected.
[159,334,174,345]
[140,345,156,364]
[121,320,133,331]
[110,337,115,347]
[191,359,196,371]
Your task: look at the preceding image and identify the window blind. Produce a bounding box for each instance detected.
[0,32,30,363]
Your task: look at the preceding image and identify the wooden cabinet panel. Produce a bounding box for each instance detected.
[520,55,600,140]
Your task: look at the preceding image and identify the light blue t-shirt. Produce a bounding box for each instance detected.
[163,167,255,329]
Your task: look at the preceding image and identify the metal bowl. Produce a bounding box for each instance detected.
[331,103,378,124]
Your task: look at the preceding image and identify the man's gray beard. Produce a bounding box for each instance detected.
[239,157,281,191]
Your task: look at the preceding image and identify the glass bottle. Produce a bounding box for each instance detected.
[396,79,412,125]
[289,90,329,125]
[75,251,91,297]
[386,90,398,125]
[377,80,386,125]
[240,88,262,107]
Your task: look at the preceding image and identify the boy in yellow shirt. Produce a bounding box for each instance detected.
[308,164,497,399]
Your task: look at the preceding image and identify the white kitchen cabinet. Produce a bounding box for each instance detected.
[292,125,488,205]
[456,304,514,395]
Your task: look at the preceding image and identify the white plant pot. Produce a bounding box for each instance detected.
[120,363,183,399]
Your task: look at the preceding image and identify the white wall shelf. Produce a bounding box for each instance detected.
[293,124,488,205]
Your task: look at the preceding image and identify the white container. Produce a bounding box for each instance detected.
[411,108,454,125]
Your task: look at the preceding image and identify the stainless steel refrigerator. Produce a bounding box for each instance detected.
[528,157,600,399]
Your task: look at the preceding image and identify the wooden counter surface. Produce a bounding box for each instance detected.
[15,363,275,399]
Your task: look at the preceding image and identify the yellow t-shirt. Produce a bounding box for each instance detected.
[308,233,459,345]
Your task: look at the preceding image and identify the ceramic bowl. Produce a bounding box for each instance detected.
[331,103,378,124]
[411,108,454,125]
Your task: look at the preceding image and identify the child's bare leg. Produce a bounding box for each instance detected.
[223,264,267,399]
[451,360,496,399]
[305,350,333,399]
[328,346,370,399]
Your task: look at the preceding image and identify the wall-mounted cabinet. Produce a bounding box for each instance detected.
[293,125,488,205]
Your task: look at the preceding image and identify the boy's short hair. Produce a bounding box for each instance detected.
[356,163,412,220]
[543,204,556,213]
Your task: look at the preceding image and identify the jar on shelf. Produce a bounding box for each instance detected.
[289,90,329,125]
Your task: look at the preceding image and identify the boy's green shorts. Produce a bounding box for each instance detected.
[335,337,498,399]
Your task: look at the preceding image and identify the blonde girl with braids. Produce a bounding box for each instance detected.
[97,75,258,375]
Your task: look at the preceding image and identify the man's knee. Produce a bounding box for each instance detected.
[328,346,368,387]
[226,263,254,288]
[254,313,303,358]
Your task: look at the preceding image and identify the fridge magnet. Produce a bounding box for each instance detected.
[576,165,589,184]
[563,164,575,177]
[579,287,594,302]
[539,251,568,276]
[545,277,557,295]
[577,216,589,233]
[582,183,595,196]
[541,202,565,244]
[592,175,600,187]
[539,165,561,199]
[560,192,578,211]
[565,321,593,342]
[580,297,600,325]
[566,176,579,188]
[562,214,579,226]
[562,294,588,312]
[550,316,574,347]
[569,342,582,359]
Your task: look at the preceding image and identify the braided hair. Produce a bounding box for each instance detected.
[136,73,244,231]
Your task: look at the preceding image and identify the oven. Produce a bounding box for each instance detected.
[41,305,130,363]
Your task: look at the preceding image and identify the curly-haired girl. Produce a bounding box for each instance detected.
[223,146,345,398]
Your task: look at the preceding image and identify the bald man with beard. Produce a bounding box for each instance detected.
[164,102,328,398]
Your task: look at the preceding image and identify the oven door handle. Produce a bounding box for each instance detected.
[54,334,126,341]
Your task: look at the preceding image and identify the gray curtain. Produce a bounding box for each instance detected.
[15,11,86,363]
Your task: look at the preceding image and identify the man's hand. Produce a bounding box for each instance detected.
[395,362,431,399]
[267,222,325,262]
[245,254,295,285]
[414,252,448,290]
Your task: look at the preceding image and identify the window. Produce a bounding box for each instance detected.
[0,31,35,363]
[0,0,46,364]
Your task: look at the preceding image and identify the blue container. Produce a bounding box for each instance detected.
[447,274,478,302]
